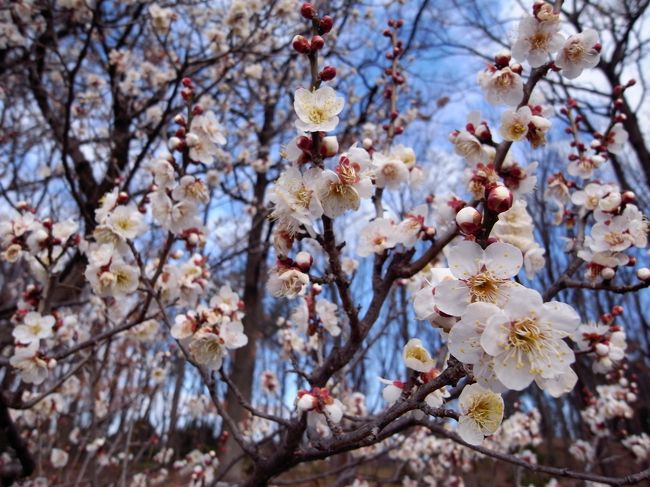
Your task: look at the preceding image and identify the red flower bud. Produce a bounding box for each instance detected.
[612,305,624,316]
[310,35,325,51]
[487,185,513,213]
[319,65,336,81]
[300,3,316,19]
[319,15,334,34]
[292,35,311,54]
[181,77,193,88]
[456,206,482,235]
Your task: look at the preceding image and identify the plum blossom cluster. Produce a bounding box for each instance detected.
[296,387,345,436]
[171,284,247,370]
[575,305,627,374]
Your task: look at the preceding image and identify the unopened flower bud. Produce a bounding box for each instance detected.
[168,137,182,151]
[601,267,615,280]
[612,305,624,316]
[494,50,511,67]
[637,267,650,281]
[319,15,334,34]
[174,114,186,126]
[300,2,316,19]
[321,136,339,157]
[295,251,313,271]
[621,190,636,204]
[185,133,200,147]
[455,206,482,235]
[47,358,57,369]
[310,35,325,51]
[297,392,317,411]
[486,185,513,213]
[362,137,373,149]
[319,66,336,81]
[181,77,193,88]
[292,35,311,54]
[594,343,609,357]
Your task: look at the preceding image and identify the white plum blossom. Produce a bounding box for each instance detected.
[293,86,344,132]
[357,218,399,257]
[402,338,435,373]
[480,286,580,392]
[500,106,532,142]
[13,312,55,344]
[10,342,49,384]
[269,166,323,234]
[605,123,629,155]
[372,151,410,189]
[511,15,564,67]
[435,240,523,317]
[188,111,227,164]
[556,29,601,79]
[457,383,504,445]
[267,266,309,298]
[106,204,147,241]
[478,66,524,106]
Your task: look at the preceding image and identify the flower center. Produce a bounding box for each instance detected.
[308,106,328,124]
[495,71,514,89]
[508,317,543,353]
[509,122,527,139]
[530,32,550,50]
[466,271,504,303]
[566,41,585,62]
[605,232,626,246]
[406,347,428,363]
[294,186,312,208]
[467,395,501,432]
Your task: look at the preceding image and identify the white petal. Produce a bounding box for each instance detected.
[434,280,471,317]
[446,240,483,279]
[484,242,523,279]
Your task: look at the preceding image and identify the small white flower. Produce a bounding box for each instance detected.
[555,29,600,79]
[402,338,435,373]
[372,152,409,189]
[357,218,399,257]
[294,86,345,133]
[188,328,225,370]
[478,66,524,106]
[457,383,504,445]
[10,342,49,384]
[50,448,69,468]
[512,16,564,67]
[435,240,522,317]
[500,106,532,142]
[480,286,580,392]
[106,204,146,241]
[13,312,55,344]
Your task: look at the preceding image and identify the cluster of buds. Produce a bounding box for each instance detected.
[292,133,339,165]
[293,3,336,84]
[180,227,206,249]
[296,386,339,418]
[168,77,203,156]
[381,18,406,136]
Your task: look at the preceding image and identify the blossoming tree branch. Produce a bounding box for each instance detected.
[0,0,649,486]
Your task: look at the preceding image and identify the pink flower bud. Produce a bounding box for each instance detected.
[622,191,636,204]
[321,136,339,157]
[455,206,482,235]
[295,251,313,271]
[486,185,513,213]
[168,137,182,151]
[297,392,317,411]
